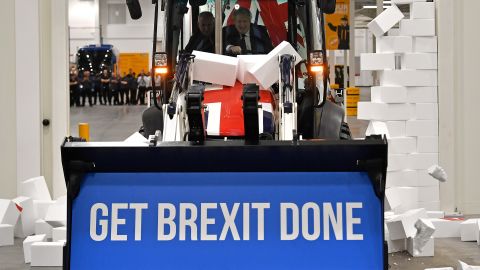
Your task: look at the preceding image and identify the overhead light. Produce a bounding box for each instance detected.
[363,5,391,9]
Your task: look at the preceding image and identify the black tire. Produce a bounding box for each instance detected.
[340,122,352,140]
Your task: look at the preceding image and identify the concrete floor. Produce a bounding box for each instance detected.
[1,237,479,269]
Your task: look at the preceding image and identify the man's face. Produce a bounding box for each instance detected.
[103,70,107,75]
[234,14,251,34]
[198,16,214,36]
[341,19,348,27]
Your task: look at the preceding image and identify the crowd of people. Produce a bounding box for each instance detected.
[69,67,161,107]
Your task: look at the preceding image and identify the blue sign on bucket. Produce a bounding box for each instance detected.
[70,172,383,269]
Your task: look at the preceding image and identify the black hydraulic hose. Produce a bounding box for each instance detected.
[151,0,162,111]
[318,9,329,107]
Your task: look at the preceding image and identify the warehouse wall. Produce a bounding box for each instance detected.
[0,0,18,199]
[438,0,480,214]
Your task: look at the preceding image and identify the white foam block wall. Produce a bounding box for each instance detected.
[371,86,408,103]
[414,37,437,53]
[367,4,405,37]
[407,87,438,103]
[379,70,437,87]
[410,2,435,19]
[361,53,396,70]
[376,36,413,53]
[402,53,437,70]
[392,0,426,4]
[386,121,407,137]
[400,19,435,36]
[358,102,415,121]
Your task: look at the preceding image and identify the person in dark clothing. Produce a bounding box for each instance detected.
[129,72,138,105]
[70,71,80,107]
[109,74,120,105]
[100,69,110,105]
[80,71,94,107]
[327,15,350,50]
[120,72,129,105]
[137,72,149,105]
[92,73,102,105]
[223,7,273,55]
[185,12,215,53]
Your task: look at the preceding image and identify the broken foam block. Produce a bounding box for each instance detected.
[12,196,35,237]
[386,208,427,240]
[192,50,239,86]
[23,234,47,263]
[52,227,66,242]
[21,176,52,201]
[33,200,55,220]
[0,224,14,246]
[460,219,480,242]
[35,219,53,239]
[44,203,66,227]
[237,55,267,84]
[30,242,64,267]
[367,5,405,38]
[385,187,403,211]
[407,236,434,257]
[430,218,463,238]
[458,261,480,270]
[0,199,20,225]
[249,41,302,89]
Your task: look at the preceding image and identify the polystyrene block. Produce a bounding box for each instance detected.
[33,200,55,220]
[407,86,438,103]
[386,121,406,137]
[410,2,435,19]
[458,261,480,270]
[124,132,148,144]
[376,36,413,53]
[392,0,426,4]
[249,41,302,89]
[386,170,418,188]
[237,55,267,84]
[388,238,407,253]
[0,224,14,246]
[192,50,239,86]
[425,268,453,270]
[388,154,410,171]
[417,186,439,202]
[418,201,441,211]
[430,218,462,238]
[44,204,66,227]
[21,176,52,201]
[414,37,437,53]
[394,187,422,214]
[389,137,417,154]
[52,227,66,242]
[407,120,438,136]
[0,199,20,226]
[379,70,437,86]
[371,86,408,103]
[427,211,445,219]
[35,219,53,239]
[358,102,415,121]
[368,5,405,38]
[23,234,47,263]
[460,219,480,242]
[407,236,434,257]
[417,170,441,186]
[360,53,395,70]
[386,187,403,211]
[408,153,439,170]
[400,19,435,36]
[386,208,427,240]
[388,28,401,36]
[417,136,439,153]
[12,196,35,237]
[415,103,438,120]
[402,53,437,70]
[30,242,64,267]
[366,121,390,138]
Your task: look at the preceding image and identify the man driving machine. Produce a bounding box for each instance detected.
[223,7,273,55]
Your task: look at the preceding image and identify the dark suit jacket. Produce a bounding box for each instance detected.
[223,24,274,55]
[185,32,215,53]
